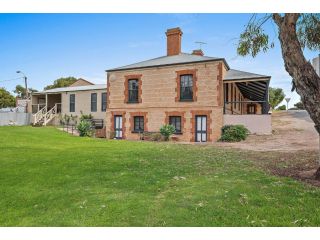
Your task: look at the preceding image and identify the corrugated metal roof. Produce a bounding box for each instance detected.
[224,69,270,81]
[107,53,229,72]
[34,84,107,94]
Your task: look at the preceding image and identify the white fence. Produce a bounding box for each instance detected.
[223,114,272,134]
[0,112,32,126]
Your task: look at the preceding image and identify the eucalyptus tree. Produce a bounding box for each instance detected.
[237,14,320,179]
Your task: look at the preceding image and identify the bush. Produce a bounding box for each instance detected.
[277,105,286,111]
[219,125,249,142]
[80,111,93,121]
[160,124,175,141]
[150,132,164,141]
[141,132,164,141]
[76,120,92,137]
[109,131,116,139]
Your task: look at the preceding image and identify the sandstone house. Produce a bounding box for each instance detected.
[106,27,271,142]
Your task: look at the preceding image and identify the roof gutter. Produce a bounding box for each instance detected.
[223,76,271,82]
[105,58,230,73]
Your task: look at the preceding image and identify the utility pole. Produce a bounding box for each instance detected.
[16,71,28,99]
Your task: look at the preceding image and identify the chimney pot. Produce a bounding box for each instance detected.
[166,27,183,56]
[192,49,204,56]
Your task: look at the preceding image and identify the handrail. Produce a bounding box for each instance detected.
[44,104,57,125]
[33,105,47,124]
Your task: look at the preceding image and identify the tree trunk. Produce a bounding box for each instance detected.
[272,13,320,179]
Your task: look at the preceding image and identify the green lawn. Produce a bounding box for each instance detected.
[0,126,320,226]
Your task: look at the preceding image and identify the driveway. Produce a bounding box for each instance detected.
[215,110,319,152]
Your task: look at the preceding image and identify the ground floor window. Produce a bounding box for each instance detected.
[169,116,182,133]
[69,94,75,112]
[134,116,144,132]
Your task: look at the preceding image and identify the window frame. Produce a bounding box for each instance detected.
[169,116,182,134]
[175,69,197,102]
[128,79,139,103]
[69,94,75,112]
[101,92,107,112]
[91,93,97,112]
[133,116,144,133]
[180,74,193,101]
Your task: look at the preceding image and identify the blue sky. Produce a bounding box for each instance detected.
[0,14,318,107]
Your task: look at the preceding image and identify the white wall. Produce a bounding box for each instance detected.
[223,114,272,134]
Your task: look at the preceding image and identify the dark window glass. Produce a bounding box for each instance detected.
[134,116,144,132]
[128,79,139,103]
[69,94,75,112]
[91,93,97,112]
[180,75,193,100]
[169,116,181,133]
[101,92,107,112]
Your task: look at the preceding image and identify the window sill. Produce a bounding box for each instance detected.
[127,101,139,104]
[173,132,183,135]
[179,99,193,102]
[131,131,144,133]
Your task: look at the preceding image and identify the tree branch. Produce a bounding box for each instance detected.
[272,13,283,26]
[285,13,300,24]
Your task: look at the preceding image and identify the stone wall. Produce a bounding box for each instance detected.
[106,61,226,142]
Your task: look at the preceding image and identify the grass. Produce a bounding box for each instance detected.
[1,126,320,226]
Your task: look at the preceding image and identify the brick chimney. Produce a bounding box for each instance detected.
[192,49,204,56]
[166,27,183,56]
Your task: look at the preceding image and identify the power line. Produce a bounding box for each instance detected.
[0,77,23,83]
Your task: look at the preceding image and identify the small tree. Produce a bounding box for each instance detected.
[160,124,175,141]
[269,87,285,110]
[0,88,16,108]
[44,77,77,90]
[277,105,286,111]
[13,85,38,98]
[294,101,305,110]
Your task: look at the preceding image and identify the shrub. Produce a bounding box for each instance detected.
[141,132,164,141]
[150,132,164,141]
[109,131,116,139]
[277,105,286,111]
[160,124,175,141]
[63,114,71,125]
[80,111,93,121]
[219,125,249,142]
[76,119,92,137]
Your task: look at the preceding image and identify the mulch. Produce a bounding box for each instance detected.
[241,150,320,187]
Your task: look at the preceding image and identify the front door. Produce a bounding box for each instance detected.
[195,115,207,142]
[114,115,123,139]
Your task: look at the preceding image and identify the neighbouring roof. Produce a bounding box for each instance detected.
[33,84,107,95]
[107,53,230,72]
[69,78,95,87]
[224,69,270,81]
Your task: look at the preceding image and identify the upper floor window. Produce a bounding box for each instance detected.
[133,116,144,132]
[91,93,97,112]
[69,94,75,112]
[169,116,181,133]
[101,92,107,112]
[128,79,139,103]
[180,74,193,101]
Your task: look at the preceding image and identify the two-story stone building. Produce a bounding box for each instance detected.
[106,27,271,142]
